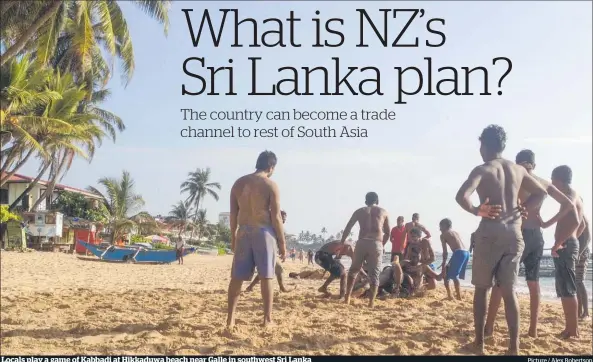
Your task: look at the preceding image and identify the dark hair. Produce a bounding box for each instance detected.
[365,192,379,206]
[280,210,287,216]
[552,165,572,184]
[479,125,507,153]
[516,149,535,165]
[412,213,419,221]
[397,216,404,221]
[410,227,422,237]
[439,218,452,229]
[255,150,277,171]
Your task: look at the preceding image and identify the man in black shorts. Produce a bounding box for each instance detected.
[485,149,575,338]
[576,214,590,319]
[315,240,353,298]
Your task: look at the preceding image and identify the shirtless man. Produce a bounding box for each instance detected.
[226,151,286,328]
[314,240,355,297]
[404,213,431,254]
[439,218,470,300]
[402,228,442,292]
[405,227,437,290]
[575,215,590,319]
[356,260,406,298]
[245,210,290,293]
[455,125,547,355]
[341,192,390,308]
[539,165,584,338]
[485,149,575,338]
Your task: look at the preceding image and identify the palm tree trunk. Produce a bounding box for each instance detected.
[0,148,34,187]
[0,0,61,66]
[8,161,51,211]
[30,151,68,211]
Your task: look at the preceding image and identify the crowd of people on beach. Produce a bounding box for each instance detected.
[223,125,591,355]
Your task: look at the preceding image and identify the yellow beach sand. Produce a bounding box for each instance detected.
[1,251,591,355]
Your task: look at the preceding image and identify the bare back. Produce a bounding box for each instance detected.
[519,174,549,229]
[232,174,275,227]
[441,230,466,252]
[475,159,530,224]
[555,188,583,241]
[355,206,389,241]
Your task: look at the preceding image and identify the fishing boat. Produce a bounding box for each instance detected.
[78,241,195,264]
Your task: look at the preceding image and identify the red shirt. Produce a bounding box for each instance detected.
[390,226,407,253]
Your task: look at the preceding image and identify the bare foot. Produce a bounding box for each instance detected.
[528,328,537,338]
[484,326,494,337]
[344,297,351,305]
[446,295,454,301]
[579,314,590,320]
[261,318,275,328]
[559,330,579,339]
[471,341,485,355]
[318,286,328,293]
[245,287,253,293]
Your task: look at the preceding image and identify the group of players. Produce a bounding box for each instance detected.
[225,125,591,356]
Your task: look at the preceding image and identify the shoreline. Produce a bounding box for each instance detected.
[1,252,591,355]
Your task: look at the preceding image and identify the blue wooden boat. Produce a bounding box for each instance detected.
[79,241,195,264]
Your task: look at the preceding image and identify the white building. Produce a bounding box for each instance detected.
[218,212,230,228]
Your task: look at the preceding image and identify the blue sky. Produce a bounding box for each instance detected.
[21,1,592,249]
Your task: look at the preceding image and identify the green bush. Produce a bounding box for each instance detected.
[130,234,145,244]
[153,242,174,250]
[218,247,226,255]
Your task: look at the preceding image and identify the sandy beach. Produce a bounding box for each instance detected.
[1,251,591,356]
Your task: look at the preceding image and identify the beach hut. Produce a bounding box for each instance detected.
[66,218,103,254]
[3,220,26,250]
[21,211,65,251]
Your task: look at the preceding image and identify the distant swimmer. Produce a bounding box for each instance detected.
[246,210,291,293]
[455,125,547,355]
[341,192,391,308]
[314,240,355,298]
[486,149,576,338]
[540,166,584,339]
[227,151,286,328]
[390,216,407,262]
[439,218,470,300]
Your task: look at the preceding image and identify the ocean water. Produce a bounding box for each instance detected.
[336,254,593,303]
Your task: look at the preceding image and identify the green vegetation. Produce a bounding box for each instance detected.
[51,191,106,222]
[1,1,171,212]
[0,205,21,223]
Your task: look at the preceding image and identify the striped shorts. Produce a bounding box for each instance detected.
[576,247,590,283]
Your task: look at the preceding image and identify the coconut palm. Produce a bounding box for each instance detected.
[167,201,194,238]
[1,0,171,80]
[180,168,221,239]
[87,170,153,244]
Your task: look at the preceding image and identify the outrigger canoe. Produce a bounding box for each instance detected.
[78,241,195,264]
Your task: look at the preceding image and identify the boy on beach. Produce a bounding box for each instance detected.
[540,165,584,338]
[315,240,355,298]
[439,218,470,300]
[175,237,185,265]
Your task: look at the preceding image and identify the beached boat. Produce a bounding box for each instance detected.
[78,241,195,264]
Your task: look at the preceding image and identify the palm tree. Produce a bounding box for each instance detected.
[180,167,221,239]
[194,209,209,241]
[1,0,171,78]
[87,170,153,244]
[167,201,194,238]
[321,227,327,241]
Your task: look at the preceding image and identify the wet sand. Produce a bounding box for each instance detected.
[1,251,591,355]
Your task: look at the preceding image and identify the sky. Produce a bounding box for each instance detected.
[19,1,593,251]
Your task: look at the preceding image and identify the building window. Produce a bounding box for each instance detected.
[0,188,8,204]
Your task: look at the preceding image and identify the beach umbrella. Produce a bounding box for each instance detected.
[144,235,167,243]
